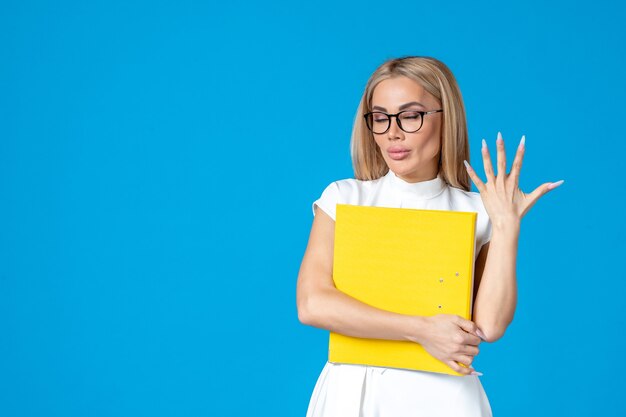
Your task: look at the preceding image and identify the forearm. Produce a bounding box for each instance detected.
[301,287,426,343]
[473,220,520,342]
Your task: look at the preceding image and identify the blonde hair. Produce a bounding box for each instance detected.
[350,56,471,191]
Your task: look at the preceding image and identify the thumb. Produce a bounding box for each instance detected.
[522,182,554,216]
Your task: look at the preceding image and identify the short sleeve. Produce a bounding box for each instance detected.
[311,181,340,221]
[481,217,493,249]
[477,206,493,251]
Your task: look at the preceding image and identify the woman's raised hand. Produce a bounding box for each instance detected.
[463,132,564,226]
[409,314,484,376]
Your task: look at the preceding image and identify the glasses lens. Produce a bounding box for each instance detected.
[399,111,423,133]
[367,112,390,134]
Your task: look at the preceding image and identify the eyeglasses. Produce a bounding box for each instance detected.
[363,109,443,134]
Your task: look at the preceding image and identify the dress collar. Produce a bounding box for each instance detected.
[383,169,446,199]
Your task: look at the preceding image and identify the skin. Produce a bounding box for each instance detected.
[296,75,564,376]
[370,76,442,183]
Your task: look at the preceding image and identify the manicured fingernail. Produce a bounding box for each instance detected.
[519,135,525,149]
[482,138,487,150]
[471,371,483,376]
[548,180,564,190]
[476,328,487,340]
[463,160,470,170]
[497,131,503,143]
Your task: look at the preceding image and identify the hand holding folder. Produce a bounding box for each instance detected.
[329,204,478,376]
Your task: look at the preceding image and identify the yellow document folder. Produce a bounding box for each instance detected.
[329,204,478,376]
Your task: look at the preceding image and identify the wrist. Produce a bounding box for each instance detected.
[492,215,521,237]
[405,315,430,344]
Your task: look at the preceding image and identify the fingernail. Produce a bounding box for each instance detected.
[548,180,564,190]
[497,131,502,143]
[463,160,470,170]
[519,135,525,149]
[476,328,487,340]
[482,138,487,150]
[471,371,484,376]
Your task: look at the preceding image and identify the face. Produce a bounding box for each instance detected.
[370,76,443,183]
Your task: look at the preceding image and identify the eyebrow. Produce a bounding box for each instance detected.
[372,101,426,112]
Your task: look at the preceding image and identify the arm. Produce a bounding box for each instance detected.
[296,206,483,375]
[464,132,563,343]
[296,206,423,342]
[471,221,520,343]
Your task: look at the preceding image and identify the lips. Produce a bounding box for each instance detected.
[387,146,411,160]
[388,146,410,153]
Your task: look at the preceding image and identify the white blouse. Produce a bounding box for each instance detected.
[312,169,492,256]
[306,169,494,417]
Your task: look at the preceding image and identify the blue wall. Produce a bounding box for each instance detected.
[1,0,624,416]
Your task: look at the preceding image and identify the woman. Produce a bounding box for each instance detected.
[296,56,563,417]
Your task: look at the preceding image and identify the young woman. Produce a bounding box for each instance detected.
[296,56,564,416]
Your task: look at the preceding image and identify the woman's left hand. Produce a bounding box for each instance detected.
[463,132,564,228]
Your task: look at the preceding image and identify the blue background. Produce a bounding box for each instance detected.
[1,0,625,416]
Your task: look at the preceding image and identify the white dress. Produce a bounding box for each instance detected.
[306,169,493,417]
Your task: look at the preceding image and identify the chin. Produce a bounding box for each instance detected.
[388,160,437,182]
[386,160,418,174]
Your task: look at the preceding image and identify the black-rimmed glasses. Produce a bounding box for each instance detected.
[363,109,443,134]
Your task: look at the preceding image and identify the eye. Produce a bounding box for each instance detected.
[401,111,420,120]
[372,113,388,123]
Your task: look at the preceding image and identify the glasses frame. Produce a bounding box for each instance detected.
[363,109,444,134]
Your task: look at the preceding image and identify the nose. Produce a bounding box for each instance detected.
[387,115,403,140]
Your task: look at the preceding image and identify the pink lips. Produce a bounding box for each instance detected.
[388,146,410,160]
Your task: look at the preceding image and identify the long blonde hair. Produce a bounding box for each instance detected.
[351,56,471,191]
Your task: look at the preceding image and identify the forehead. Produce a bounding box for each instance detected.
[371,76,436,108]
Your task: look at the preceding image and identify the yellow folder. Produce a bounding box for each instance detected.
[329,204,478,376]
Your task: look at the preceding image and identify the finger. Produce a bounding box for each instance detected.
[496,131,507,179]
[547,180,564,190]
[446,360,474,375]
[481,138,496,183]
[463,160,486,193]
[454,354,475,367]
[461,344,480,357]
[455,316,480,338]
[455,328,482,347]
[509,135,525,190]
[463,333,482,346]
[522,181,562,217]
